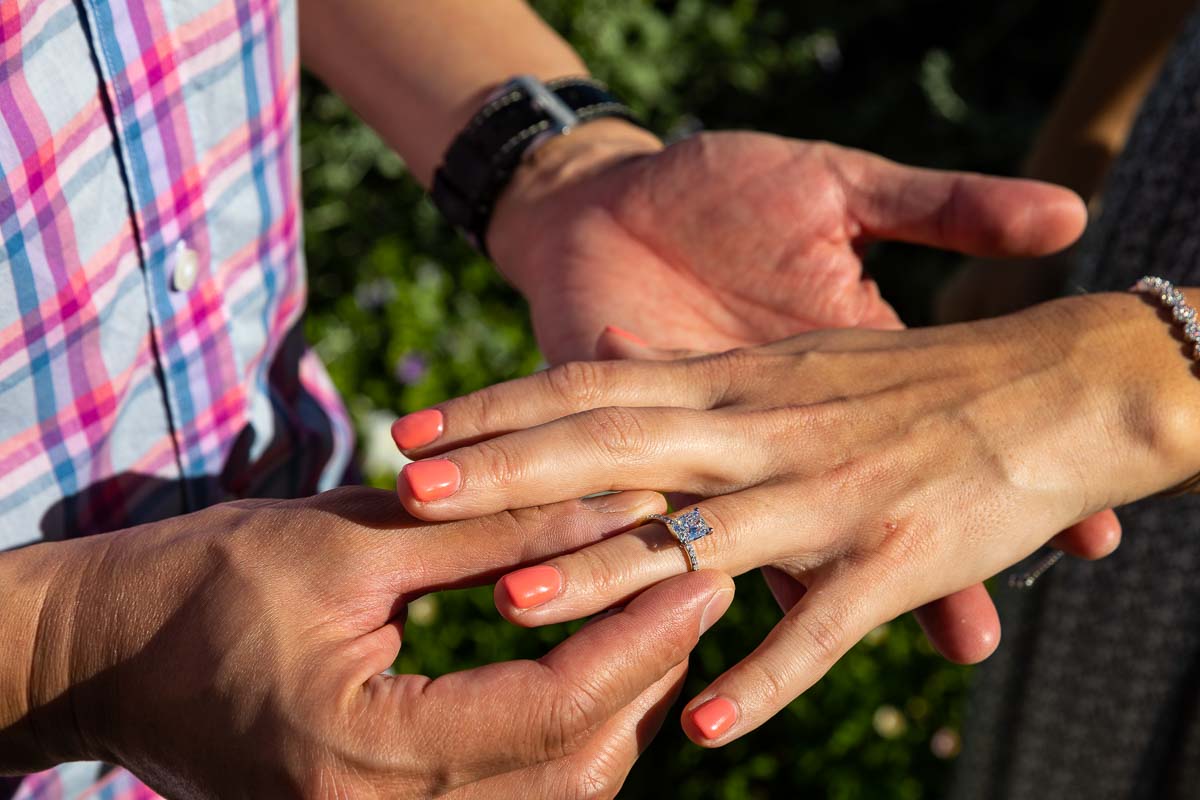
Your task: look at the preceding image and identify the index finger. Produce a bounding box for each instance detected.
[391,357,720,459]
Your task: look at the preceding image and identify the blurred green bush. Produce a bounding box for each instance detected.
[300,1,1095,796]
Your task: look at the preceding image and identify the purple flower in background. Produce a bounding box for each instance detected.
[395,353,428,385]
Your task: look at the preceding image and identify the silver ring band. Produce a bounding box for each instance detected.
[648,508,714,572]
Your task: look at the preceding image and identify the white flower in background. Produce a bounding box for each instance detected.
[408,595,438,626]
[360,407,410,479]
[872,705,907,739]
[863,623,890,646]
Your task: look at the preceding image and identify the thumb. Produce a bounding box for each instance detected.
[595,326,705,362]
[837,146,1088,258]
[595,324,707,361]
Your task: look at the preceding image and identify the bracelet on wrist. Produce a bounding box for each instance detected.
[431,75,645,257]
[1131,275,1200,495]
[1132,276,1200,358]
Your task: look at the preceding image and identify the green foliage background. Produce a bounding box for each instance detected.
[300,2,1096,797]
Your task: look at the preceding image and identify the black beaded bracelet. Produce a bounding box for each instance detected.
[431,75,643,256]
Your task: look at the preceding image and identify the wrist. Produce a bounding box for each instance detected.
[1037,291,1200,506]
[0,538,99,771]
[488,117,662,288]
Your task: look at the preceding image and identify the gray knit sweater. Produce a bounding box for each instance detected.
[949,12,1200,800]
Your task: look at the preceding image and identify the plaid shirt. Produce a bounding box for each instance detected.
[2,0,355,794]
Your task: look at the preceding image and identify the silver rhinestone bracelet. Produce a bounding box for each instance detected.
[1133,275,1200,356]
[1133,276,1200,496]
[1011,275,1199,590]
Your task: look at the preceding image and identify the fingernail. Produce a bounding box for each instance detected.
[690,697,737,740]
[699,588,734,635]
[392,409,444,450]
[581,491,656,514]
[604,325,648,346]
[500,565,562,609]
[402,459,461,502]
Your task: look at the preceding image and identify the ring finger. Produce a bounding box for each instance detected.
[493,488,836,625]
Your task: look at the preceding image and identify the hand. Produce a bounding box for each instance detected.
[7,487,734,796]
[594,329,1122,667]
[491,122,1090,661]
[391,291,1200,745]
[488,121,1087,363]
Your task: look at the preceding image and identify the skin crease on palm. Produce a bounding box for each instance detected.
[486,124,1120,665]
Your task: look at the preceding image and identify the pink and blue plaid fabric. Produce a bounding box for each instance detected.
[1,0,355,794]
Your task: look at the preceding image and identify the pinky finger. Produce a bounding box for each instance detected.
[759,567,1002,666]
[912,583,1000,664]
[1049,509,1121,560]
[681,569,899,746]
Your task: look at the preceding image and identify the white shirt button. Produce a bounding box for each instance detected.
[172,243,199,292]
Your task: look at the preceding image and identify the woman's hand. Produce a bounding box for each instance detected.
[391,291,1200,745]
[594,325,1124,667]
[4,487,733,796]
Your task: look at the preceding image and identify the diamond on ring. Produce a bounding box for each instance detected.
[648,508,714,571]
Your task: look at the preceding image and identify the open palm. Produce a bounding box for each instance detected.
[492,131,1086,362]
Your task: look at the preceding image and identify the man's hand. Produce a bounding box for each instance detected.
[488,124,1100,663]
[490,122,1087,363]
[3,487,733,798]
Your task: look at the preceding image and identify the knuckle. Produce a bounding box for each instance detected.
[869,511,939,577]
[795,603,852,666]
[821,456,870,498]
[569,546,636,601]
[702,348,752,400]
[544,360,610,410]
[580,406,651,460]
[757,401,842,449]
[738,657,793,711]
[895,516,940,567]
[457,376,538,438]
[465,388,509,435]
[470,438,527,488]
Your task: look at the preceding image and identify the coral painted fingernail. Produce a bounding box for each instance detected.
[500,566,562,609]
[690,697,737,740]
[604,325,648,346]
[392,409,444,450]
[402,459,461,502]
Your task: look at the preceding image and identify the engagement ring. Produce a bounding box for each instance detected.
[648,508,714,571]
